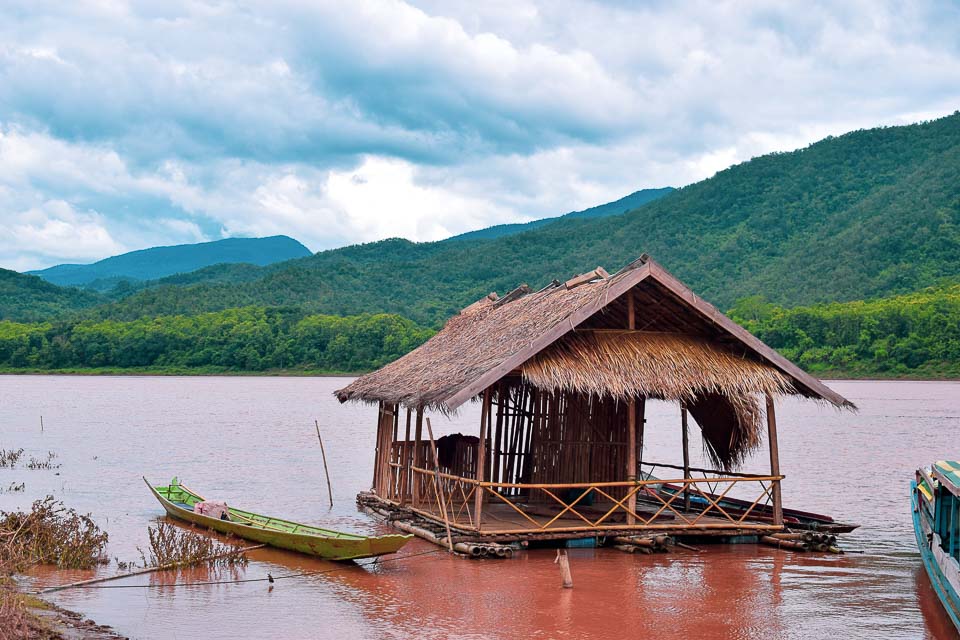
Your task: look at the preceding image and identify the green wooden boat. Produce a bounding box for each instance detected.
[144,477,411,561]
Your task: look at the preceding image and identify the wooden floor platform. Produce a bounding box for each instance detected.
[358,492,781,543]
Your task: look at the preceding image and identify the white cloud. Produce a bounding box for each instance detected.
[0,200,125,270]
[0,0,958,270]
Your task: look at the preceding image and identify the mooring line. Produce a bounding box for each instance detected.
[37,548,446,592]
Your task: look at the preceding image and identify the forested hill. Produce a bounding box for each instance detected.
[90,112,960,328]
[0,269,105,322]
[29,235,311,289]
[1,282,957,377]
[445,187,674,242]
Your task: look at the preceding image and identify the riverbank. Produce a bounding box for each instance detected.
[14,590,125,639]
[0,366,362,377]
[1,366,958,381]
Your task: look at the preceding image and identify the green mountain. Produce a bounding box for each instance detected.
[445,187,674,242]
[28,235,312,289]
[0,269,105,322]
[93,112,960,327]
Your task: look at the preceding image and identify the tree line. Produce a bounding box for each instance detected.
[729,283,960,377]
[0,307,434,373]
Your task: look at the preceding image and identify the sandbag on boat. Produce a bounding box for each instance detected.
[194,500,230,520]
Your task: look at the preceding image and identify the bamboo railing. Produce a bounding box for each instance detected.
[403,466,783,535]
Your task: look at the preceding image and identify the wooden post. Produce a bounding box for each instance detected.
[412,407,424,508]
[425,417,455,552]
[626,289,637,525]
[372,402,383,492]
[400,407,412,505]
[765,393,784,527]
[555,549,573,588]
[474,388,491,531]
[681,405,690,512]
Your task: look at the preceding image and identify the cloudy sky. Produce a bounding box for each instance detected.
[1,1,958,271]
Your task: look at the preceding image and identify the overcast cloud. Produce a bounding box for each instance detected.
[1,0,958,270]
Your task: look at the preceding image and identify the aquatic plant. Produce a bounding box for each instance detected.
[25,452,60,470]
[0,497,108,572]
[0,449,23,469]
[137,522,249,570]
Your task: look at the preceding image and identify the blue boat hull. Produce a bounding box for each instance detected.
[912,480,960,633]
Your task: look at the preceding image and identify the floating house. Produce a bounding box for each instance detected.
[336,255,854,547]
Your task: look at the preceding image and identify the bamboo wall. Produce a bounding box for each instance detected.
[374,380,646,504]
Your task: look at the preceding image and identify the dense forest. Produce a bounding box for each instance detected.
[0,269,105,323]
[0,308,434,374]
[1,282,958,377]
[730,283,960,378]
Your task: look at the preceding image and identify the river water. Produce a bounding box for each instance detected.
[0,376,957,639]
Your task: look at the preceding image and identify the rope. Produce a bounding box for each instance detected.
[39,548,445,592]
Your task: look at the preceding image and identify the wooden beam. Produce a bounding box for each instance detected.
[681,405,690,512]
[412,407,424,508]
[400,407,412,505]
[627,288,637,525]
[475,388,491,528]
[765,393,783,527]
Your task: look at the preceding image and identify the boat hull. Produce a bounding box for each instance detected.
[145,479,410,561]
[912,480,960,633]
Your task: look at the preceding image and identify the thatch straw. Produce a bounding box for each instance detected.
[521,331,794,403]
[521,331,793,470]
[334,256,851,413]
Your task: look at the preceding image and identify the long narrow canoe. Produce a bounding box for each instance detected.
[145,477,411,561]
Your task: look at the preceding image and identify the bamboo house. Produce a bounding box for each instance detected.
[336,255,855,548]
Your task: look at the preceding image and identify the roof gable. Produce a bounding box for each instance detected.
[335,255,854,411]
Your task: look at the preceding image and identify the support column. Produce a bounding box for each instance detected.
[765,393,784,527]
[681,405,690,512]
[372,402,383,491]
[400,407,412,505]
[626,289,637,525]
[412,407,424,508]
[474,388,491,530]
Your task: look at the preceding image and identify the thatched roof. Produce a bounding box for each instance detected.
[335,255,854,413]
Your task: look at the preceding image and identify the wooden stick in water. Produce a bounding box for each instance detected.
[555,549,573,588]
[37,544,266,594]
[425,417,455,553]
[315,419,334,508]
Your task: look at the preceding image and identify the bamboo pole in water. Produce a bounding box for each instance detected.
[315,420,334,508]
[425,417,455,553]
[37,544,266,594]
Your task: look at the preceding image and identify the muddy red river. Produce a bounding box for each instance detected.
[1,376,957,639]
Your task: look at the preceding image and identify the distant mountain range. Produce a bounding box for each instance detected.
[28,235,312,289]
[445,187,674,242]
[4,112,959,329]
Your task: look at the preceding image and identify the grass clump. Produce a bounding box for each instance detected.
[138,522,249,570]
[0,449,24,469]
[25,452,60,470]
[0,497,108,572]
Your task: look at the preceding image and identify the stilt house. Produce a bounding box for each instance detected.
[336,255,854,542]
